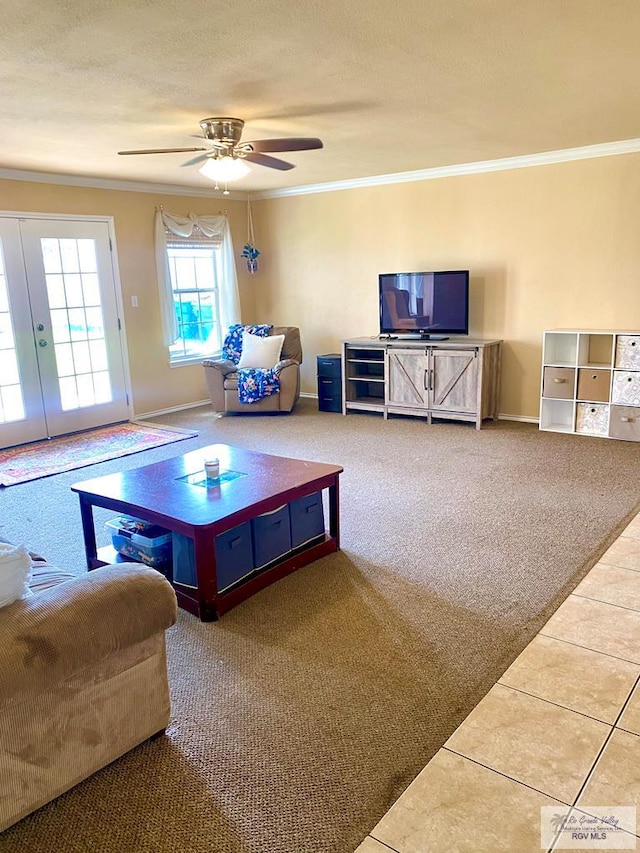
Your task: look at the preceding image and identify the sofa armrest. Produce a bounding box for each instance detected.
[202,358,236,374]
[0,564,177,705]
[203,359,237,409]
[273,360,301,410]
[273,358,299,376]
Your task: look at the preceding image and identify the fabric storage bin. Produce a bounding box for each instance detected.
[172,532,197,587]
[290,492,325,548]
[252,505,291,570]
[542,367,575,399]
[615,336,640,370]
[105,516,172,570]
[173,523,254,592]
[612,371,640,406]
[609,406,640,441]
[576,403,609,436]
[576,369,610,402]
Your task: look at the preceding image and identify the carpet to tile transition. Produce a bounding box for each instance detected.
[2,400,640,853]
[0,421,197,486]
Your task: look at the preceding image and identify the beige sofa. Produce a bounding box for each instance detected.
[202,325,302,413]
[0,555,177,832]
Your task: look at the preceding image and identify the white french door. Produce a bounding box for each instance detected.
[0,216,130,449]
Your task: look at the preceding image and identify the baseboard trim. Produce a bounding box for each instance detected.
[134,399,211,420]
[134,395,539,425]
[498,414,539,424]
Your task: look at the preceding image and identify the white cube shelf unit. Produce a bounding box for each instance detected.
[540,329,640,441]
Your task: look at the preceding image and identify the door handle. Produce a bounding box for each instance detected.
[38,339,48,347]
[423,369,429,390]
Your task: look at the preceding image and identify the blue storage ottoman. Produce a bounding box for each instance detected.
[172,522,254,592]
[290,491,325,548]
[252,505,292,570]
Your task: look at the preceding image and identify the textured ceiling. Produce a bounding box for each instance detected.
[3,0,640,194]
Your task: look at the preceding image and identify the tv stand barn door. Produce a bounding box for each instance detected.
[387,349,429,409]
[341,338,501,429]
[430,349,478,415]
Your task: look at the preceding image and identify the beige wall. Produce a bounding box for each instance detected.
[0,179,256,415]
[253,153,640,419]
[4,151,640,422]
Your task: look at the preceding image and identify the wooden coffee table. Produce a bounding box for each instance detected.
[71,444,342,621]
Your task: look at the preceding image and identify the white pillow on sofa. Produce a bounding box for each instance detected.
[0,542,33,608]
[237,331,285,369]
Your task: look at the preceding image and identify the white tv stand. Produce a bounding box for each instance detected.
[341,337,502,430]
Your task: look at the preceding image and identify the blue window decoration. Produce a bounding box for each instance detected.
[241,243,260,274]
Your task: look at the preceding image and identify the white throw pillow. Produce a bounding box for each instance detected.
[237,331,285,369]
[0,542,33,608]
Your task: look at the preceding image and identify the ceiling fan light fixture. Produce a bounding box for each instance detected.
[199,156,251,183]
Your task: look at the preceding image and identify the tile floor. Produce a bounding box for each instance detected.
[355,513,640,853]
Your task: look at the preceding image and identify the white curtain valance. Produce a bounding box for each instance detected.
[154,210,241,347]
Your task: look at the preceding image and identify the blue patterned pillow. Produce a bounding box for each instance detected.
[221,324,273,364]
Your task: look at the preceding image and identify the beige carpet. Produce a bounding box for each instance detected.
[2,399,640,853]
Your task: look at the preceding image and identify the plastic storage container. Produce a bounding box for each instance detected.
[290,492,325,548]
[105,516,173,570]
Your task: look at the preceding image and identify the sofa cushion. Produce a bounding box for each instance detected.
[238,331,285,368]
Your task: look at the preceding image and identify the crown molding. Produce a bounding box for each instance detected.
[254,137,640,199]
[0,167,248,199]
[2,137,640,201]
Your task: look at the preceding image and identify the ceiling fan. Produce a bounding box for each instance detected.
[118,117,323,180]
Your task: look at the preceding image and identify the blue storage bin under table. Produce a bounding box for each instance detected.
[172,522,254,593]
[105,516,173,571]
[289,491,325,548]
[252,504,292,570]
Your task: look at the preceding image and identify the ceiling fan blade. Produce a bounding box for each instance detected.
[246,137,323,153]
[244,152,295,171]
[189,135,226,147]
[117,147,208,155]
[180,152,211,167]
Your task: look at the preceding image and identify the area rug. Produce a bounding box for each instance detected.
[0,422,197,486]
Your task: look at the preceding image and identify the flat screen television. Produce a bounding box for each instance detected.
[379,270,469,340]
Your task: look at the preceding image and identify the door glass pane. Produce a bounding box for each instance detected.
[41,237,112,410]
[50,308,71,343]
[54,342,74,377]
[0,243,26,423]
[93,371,112,404]
[64,273,83,306]
[58,376,79,410]
[81,273,100,306]
[89,339,108,371]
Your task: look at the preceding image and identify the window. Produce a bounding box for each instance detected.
[155,210,240,361]
[166,242,222,363]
